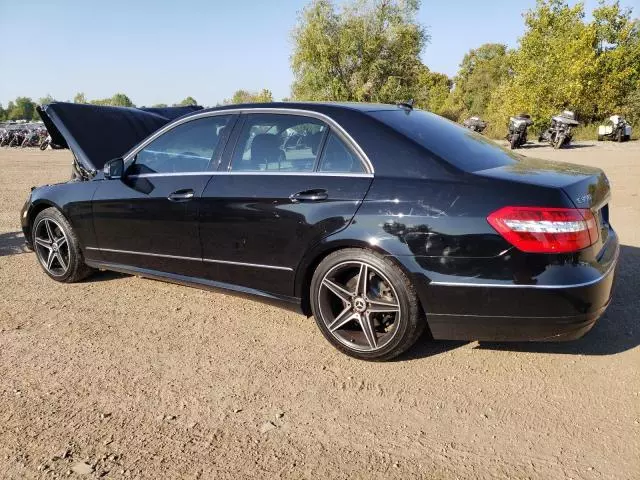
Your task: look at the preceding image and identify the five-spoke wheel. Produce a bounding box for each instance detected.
[34,218,70,277]
[311,249,425,361]
[31,207,93,283]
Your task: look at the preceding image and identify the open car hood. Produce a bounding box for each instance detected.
[37,102,203,174]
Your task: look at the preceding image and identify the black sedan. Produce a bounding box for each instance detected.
[21,102,618,360]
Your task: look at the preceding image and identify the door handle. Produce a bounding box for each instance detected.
[289,189,328,202]
[168,189,195,202]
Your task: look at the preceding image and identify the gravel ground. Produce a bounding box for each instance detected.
[1,142,639,479]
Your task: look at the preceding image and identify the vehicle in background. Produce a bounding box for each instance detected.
[539,111,579,149]
[507,113,533,149]
[462,116,487,134]
[598,115,632,142]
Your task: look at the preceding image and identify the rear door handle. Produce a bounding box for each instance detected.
[289,189,328,202]
[168,189,195,202]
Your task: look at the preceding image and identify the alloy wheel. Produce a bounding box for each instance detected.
[34,218,70,277]
[317,261,402,352]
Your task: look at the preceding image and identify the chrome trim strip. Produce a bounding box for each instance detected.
[127,171,373,179]
[86,247,293,272]
[429,245,619,290]
[203,258,292,272]
[123,107,374,174]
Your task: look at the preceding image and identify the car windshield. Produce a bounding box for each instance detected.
[369,109,521,172]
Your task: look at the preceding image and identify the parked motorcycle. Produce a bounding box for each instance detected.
[539,111,579,149]
[507,114,533,149]
[598,115,632,142]
[463,116,487,134]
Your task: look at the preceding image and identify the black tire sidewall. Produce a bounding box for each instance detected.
[310,248,424,361]
[32,208,90,283]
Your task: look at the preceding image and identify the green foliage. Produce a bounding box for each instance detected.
[91,93,135,107]
[291,0,429,103]
[73,92,88,104]
[485,0,640,136]
[446,43,510,120]
[7,97,36,121]
[151,103,169,108]
[414,67,451,115]
[175,96,198,106]
[223,89,274,104]
[0,103,5,121]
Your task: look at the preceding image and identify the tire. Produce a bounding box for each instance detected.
[31,207,94,283]
[509,135,518,150]
[616,129,623,142]
[597,135,603,141]
[554,134,565,149]
[39,140,49,151]
[310,248,426,361]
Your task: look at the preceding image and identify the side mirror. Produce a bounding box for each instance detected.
[103,158,124,179]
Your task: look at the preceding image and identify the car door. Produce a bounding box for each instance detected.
[199,112,373,297]
[91,113,235,277]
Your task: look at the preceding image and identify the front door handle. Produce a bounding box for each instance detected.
[289,189,328,202]
[168,189,195,202]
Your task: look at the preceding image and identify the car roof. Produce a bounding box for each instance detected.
[195,101,401,116]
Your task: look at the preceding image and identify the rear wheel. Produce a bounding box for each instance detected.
[310,249,425,361]
[32,208,94,283]
[597,135,603,141]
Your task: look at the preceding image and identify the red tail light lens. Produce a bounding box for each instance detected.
[487,206,599,253]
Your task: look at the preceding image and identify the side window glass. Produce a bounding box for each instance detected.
[132,115,231,174]
[231,114,327,172]
[317,132,364,173]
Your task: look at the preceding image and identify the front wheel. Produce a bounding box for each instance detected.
[32,208,94,283]
[509,135,518,149]
[310,249,426,361]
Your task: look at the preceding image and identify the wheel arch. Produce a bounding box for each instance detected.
[294,239,418,317]
[26,200,66,241]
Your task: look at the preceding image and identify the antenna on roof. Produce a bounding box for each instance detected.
[396,99,414,111]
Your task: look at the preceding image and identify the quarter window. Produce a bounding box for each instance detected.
[317,132,364,173]
[132,115,231,174]
[231,114,327,172]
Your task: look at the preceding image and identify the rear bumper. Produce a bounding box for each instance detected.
[407,233,619,342]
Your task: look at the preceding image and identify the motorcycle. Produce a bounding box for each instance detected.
[463,116,487,134]
[539,111,579,149]
[507,114,533,149]
[598,115,632,142]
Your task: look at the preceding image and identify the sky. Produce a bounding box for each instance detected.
[0,0,638,107]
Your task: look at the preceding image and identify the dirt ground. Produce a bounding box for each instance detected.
[0,142,639,480]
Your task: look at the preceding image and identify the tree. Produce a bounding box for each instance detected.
[107,93,134,107]
[175,96,198,106]
[291,0,429,103]
[485,0,640,134]
[223,89,273,104]
[151,103,168,108]
[446,43,510,120]
[0,103,5,121]
[414,67,451,115]
[8,97,36,121]
[38,95,56,106]
[73,92,88,104]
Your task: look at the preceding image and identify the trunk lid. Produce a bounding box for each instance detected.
[476,157,612,245]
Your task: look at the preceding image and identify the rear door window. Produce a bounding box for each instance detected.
[230,114,327,172]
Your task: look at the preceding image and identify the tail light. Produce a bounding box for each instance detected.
[487,206,599,253]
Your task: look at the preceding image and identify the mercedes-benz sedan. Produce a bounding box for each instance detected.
[22,102,618,360]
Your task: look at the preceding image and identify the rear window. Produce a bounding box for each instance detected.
[369,109,520,172]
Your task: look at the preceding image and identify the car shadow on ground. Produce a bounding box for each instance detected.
[476,244,640,356]
[0,231,30,257]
